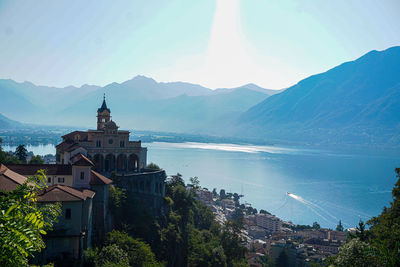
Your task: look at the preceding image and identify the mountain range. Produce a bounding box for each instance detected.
[1,46,399,146]
[0,76,278,131]
[232,46,400,146]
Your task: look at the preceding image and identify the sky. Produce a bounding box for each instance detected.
[0,0,399,89]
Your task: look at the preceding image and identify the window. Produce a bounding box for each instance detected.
[96,140,101,147]
[80,172,84,180]
[58,177,65,183]
[47,177,51,183]
[108,139,113,144]
[120,141,125,147]
[65,208,71,220]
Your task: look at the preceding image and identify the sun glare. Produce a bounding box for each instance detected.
[201,0,257,88]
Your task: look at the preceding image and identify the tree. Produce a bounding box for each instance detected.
[146,162,161,170]
[97,244,130,267]
[336,220,344,231]
[368,168,400,250]
[220,220,248,266]
[15,144,28,163]
[219,189,226,199]
[349,220,369,242]
[328,238,383,267]
[259,209,271,215]
[233,193,240,206]
[0,139,21,164]
[189,176,200,189]
[212,188,218,197]
[328,168,400,266]
[83,247,98,267]
[312,221,321,229]
[0,170,61,266]
[29,155,44,164]
[231,208,244,224]
[258,254,274,267]
[104,230,161,266]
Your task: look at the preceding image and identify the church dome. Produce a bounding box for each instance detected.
[104,120,118,129]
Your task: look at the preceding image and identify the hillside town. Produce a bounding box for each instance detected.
[192,187,351,267]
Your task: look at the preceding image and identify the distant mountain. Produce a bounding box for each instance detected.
[0,76,276,131]
[233,46,400,146]
[0,113,23,129]
[213,83,284,95]
[60,85,271,132]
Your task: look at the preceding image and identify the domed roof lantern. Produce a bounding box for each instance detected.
[98,93,110,113]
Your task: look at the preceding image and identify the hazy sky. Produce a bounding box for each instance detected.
[1,0,399,89]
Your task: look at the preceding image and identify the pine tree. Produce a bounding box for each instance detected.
[15,144,28,163]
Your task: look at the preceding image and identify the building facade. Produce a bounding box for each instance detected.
[255,213,282,233]
[56,95,147,175]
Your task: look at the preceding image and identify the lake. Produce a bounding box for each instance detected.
[3,142,400,229]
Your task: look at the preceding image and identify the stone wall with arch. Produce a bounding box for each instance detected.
[115,169,166,214]
[88,152,141,174]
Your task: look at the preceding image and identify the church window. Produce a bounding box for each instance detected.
[108,139,113,144]
[48,177,51,183]
[65,208,71,220]
[58,177,65,183]
[96,140,101,147]
[80,172,84,180]
[120,141,125,147]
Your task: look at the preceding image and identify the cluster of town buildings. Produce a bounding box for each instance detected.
[193,187,349,267]
[0,97,166,264]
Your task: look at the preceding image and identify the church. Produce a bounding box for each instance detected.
[56,96,166,213]
[56,95,147,174]
[1,96,166,263]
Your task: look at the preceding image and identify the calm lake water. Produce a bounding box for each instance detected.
[4,142,400,229]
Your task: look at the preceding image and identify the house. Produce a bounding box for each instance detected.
[0,163,99,262]
[4,153,112,262]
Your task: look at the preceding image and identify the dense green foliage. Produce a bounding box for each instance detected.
[29,155,44,164]
[0,170,61,266]
[0,139,44,165]
[0,138,22,164]
[146,162,161,170]
[107,172,249,266]
[83,231,160,267]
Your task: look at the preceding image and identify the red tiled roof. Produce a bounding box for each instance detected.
[90,170,112,185]
[61,131,88,141]
[37,185,95,202]
[0,164,28,191]
[72,153,94,166]
[65,144,83,152]
[56,140,74,149]
[82,189,96,198]
[6,164,72,176]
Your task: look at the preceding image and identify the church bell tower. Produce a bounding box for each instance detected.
[97,94,111,130]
